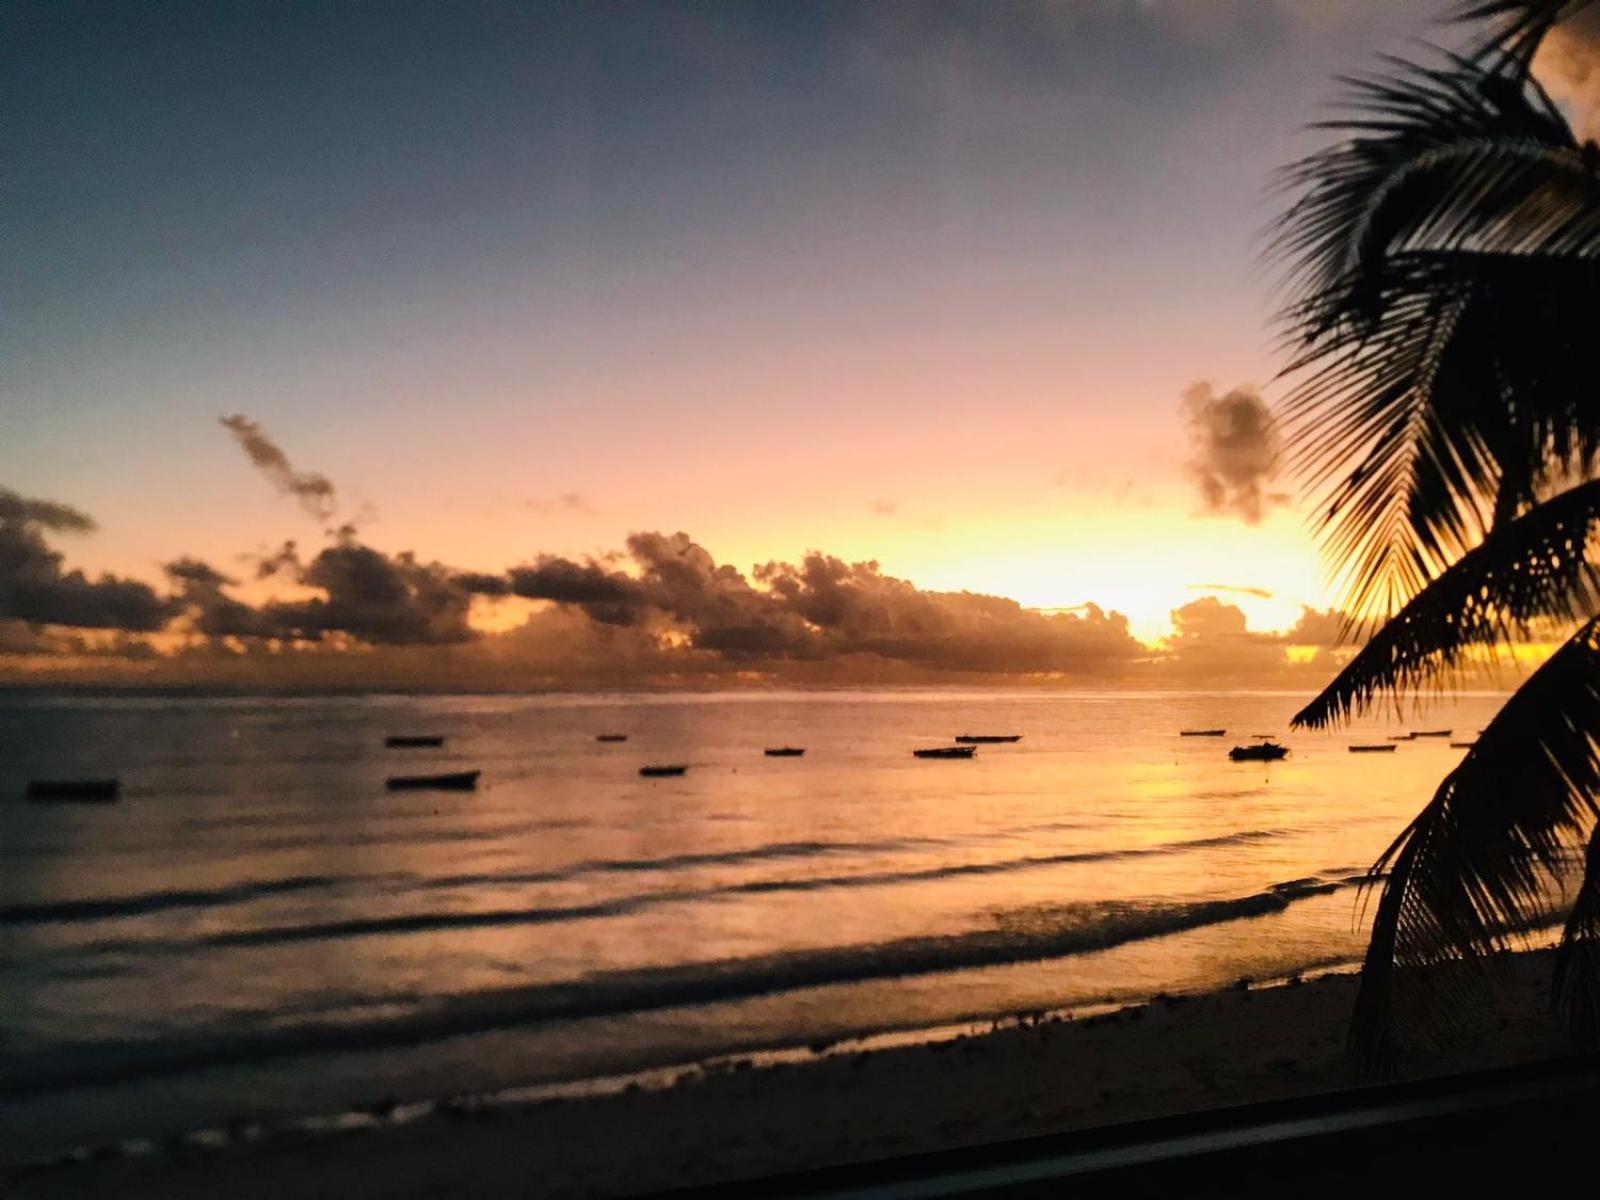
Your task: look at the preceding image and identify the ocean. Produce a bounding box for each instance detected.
[0,687,1511,1163]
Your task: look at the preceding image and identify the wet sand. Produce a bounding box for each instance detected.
[10,951,1573,1199]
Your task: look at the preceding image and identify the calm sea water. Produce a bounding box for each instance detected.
[0,688,1511,1162]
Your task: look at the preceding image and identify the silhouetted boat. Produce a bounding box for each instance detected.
[913,746,977,759]
[1387,734,1413,741]
[385,771,479,791]
[954,734,1022,744]
[1412,730,1452,738]
[27,779,120,803]
[1349,744,1397,754]
[1179,729,1226,737]
[384,735,445,748]
[764,747,806,757]
[1229,743,1288,762]
[639,764,688,777]
[1450,740,1477,748]
[596,734,628,743]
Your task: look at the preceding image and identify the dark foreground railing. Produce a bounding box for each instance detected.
[660,1054,1600,1199]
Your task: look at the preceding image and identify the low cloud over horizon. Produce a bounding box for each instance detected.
[0,479,1362,689]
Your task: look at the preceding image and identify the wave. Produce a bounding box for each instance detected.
[0,821,1098,931]
[0,876,348,926]
[0,871,1355,1097]
[41,828,1291,954]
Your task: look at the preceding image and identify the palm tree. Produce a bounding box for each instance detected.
[1273,0,1600,1068]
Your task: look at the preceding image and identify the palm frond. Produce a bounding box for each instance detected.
[1293,478,1600,729]
[1352,616,1600,1069]
[1272,52,1574,306]
[1273,51,1600,619]
[1459,1,1598,69]
[1554,820,1600,1047]
[1280,249,1600,617]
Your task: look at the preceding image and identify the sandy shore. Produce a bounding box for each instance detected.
[10,952,1574,1199]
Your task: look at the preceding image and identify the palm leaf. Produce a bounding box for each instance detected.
[1272,53,1574,307]
[1554,821,1600,1047]
[1281,254,1600,617]
[1352,616,1600,1069]
[1293,478,1600,729]
[1273,53,1597,619]
[1459,1,1598,67]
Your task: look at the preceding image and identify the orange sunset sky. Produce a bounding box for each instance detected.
[5,2,1593,688]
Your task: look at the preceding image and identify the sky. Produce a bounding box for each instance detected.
[4,0,1558,688]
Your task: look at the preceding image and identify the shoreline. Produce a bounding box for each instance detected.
[11,949,1575,1199]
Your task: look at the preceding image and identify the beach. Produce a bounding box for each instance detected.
[9,950,1573,1199]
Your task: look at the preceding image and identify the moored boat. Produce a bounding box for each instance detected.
[639,764,689,777]
[913,746,977,759]
[1349,744,1397,753]
[27,779,120,803]
[596,734,628,743]
[1179,729,1226,737]
[1412,730,1452,738]
[384,735,445,748]
[954,734,1022,744]
[1228,742,1288,762]
[1450,740,1476,748]
[764,747,806,757]
[385,770,480,791]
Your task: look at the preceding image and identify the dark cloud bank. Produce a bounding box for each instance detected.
[0,484,1356,689]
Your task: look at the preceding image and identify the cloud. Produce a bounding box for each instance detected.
[760,552,1143,673]
[257,539,476,645]
[219,414,338,520]
[1534,8,1600,141]
[1181,382,1287,524]
[504,556,653,626]
[527,493,596,516]
[2,479,1375,690]
[1160,595,1290,678]
[1284,605,1351,648]
[0,489,98,535]
[164,557,282,639]
[455,532,1145,676]
[250,540,302,580]
[167,538,477,647]
[1188,582,1274,599]
[0,487,173,632]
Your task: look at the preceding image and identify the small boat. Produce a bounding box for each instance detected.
[384,735,445,749]
[1412,730,1452,738]
[596,734,628,743]
[1179,729,1226,737]
[954,734,1022,744]
[913,746,977,759]
[385,771,480,791]
[764,747,806,757]
[639,764,688,777]
[1387,734,1413,741]
[1228,743,1288,762]
[27,779,120,803]
[1450,740,1476,749]
[1349,744,1397,754]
